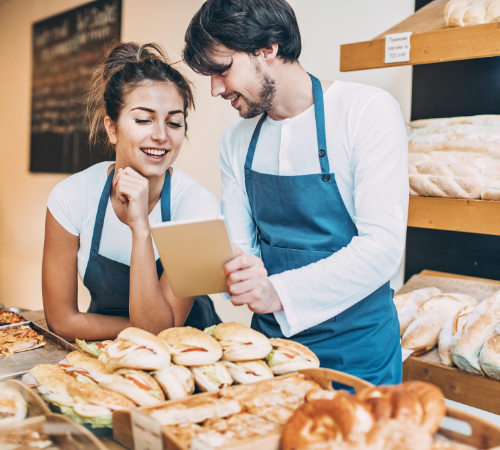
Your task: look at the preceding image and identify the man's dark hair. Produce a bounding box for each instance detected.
[183,0,301,76]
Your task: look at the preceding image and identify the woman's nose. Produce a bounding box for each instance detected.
[151,122,167,143]
[211,75,226,97]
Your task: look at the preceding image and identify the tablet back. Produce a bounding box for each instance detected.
[150,216,234,298]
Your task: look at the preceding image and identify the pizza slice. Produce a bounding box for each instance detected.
[0,309,26,325]
[0,326,45,356]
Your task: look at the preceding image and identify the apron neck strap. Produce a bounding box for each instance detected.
[90,167,171,254]
[309,73,330,174]
[244,74,330,173]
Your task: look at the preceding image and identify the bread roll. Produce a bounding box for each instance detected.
[438,305,475,366]
[451,290,500,374]
[463,0,488,26]
[479,323,500,379]
[482,179,500,200]
[402,294,477,355]
[395,287,442,337]
[486,0,500,22]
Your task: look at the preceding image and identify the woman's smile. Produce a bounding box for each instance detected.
[140,147,168,161]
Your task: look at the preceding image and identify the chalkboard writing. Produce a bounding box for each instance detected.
[30,0,121,173]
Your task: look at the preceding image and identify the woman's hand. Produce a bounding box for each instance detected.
[222,247,283,314]
[113,167,150,233]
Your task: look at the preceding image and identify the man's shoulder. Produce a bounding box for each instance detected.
[328,80,391,103]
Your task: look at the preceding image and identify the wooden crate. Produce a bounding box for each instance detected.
[2,379,50,418]
[340,0,500,71]
[401,270,500,415]
[112,368,372,450]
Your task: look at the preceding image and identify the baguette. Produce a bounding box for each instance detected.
[401,294,477,355]
[451,290,500,374]
[394,287,442,337]
[438,305,475,366]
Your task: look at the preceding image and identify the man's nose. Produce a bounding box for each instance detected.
[211,75,226,97]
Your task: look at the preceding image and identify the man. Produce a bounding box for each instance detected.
[183,0,408,385]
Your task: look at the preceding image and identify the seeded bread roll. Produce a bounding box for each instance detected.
[401,294,477,355]
[451,290,500,374]
[438,305,476,366]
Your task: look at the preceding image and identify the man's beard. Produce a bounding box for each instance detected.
[239,68,276,119]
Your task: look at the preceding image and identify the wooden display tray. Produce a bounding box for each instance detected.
[408,196,500,236]
[112,368,373,450]
[401,270,500,415]
[340,0,500,72]
[0,413,108,449]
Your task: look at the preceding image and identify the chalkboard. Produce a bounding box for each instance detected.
[30,0,121,173]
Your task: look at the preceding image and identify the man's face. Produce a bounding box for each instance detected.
[209,45,276,119]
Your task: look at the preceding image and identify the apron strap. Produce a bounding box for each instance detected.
[244,113,267,171]
[90,167,172,255]
[309,73,330,174]
[160,169,171,222]
[90,168,115,254]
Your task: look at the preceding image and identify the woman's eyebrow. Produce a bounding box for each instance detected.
[168,110,184,115]
[130,107,184,115]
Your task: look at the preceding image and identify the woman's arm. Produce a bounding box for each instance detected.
[114,168,195,334]
[42,210,130,340]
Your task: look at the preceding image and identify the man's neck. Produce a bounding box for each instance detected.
[266,64,314,122]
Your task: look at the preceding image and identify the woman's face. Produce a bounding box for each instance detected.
[105,81,186,179]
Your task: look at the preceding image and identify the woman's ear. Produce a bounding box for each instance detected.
[104,116,118,145]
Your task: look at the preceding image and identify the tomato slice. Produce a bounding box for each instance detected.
[181,347,208,353]
[127,376,151,391]
[96,343,105,349]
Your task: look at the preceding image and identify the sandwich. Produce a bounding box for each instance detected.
[266,338,320,374]
[190,362,233,392]
[22,364,134,429]
[220,360,274,384]
[0,383,27,424]
[153,364,195,400]
[58,351,112,385]
[157,327,222,366]
[99,327,171,371]
[75,338,113,358]
[204,323,272,361]
[96,368,165,406]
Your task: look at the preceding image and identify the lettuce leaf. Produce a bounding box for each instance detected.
[203,325,216,338]
[75,339,102,358]
[265,350,290,367]
[55,405,112,429]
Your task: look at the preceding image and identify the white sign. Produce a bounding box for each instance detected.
[131,409,163,450]
[385,32,412,64]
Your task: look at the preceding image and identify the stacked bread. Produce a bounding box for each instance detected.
[406,115,500,200]
[396,289,477,355]
[22,324,319,428]
[398,288,500,380]
[445,0,500,27]
[280,381,460,450]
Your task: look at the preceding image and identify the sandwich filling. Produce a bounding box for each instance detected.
[75,338,109,358]
[266,348,310,368]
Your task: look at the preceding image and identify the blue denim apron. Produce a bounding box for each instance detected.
[83,168,221,330]
[245,74,401,386]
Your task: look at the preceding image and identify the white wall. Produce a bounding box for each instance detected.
[0,0,413,326]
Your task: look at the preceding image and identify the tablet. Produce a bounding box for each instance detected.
[150,216,235,298]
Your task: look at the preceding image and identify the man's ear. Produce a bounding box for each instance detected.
[104,116,117,145]
[260,43,279,65]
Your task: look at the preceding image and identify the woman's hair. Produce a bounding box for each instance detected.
[87,42,194,152]
[183,0,301,76]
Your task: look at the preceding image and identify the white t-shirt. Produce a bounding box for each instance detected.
[48,162,221,281]
[220,81,409,337]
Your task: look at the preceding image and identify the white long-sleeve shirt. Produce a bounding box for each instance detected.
[219,81,409,337]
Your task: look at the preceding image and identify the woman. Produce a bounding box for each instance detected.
[42,42,221,341]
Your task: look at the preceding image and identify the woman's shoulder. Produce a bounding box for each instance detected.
[51,161,113,197]
[170,168,221,220]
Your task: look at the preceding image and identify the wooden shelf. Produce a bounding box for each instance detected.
[408,196,500,236]
[404,348,500,416]
[340,0,500,72]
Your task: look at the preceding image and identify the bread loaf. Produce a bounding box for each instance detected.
[401,294,477,355]
[451,290,500,374]
[445,0,500,27]
[479,323,500,379]
[394,287,442,337]
[438,305,476,366]
[482,179,500,200]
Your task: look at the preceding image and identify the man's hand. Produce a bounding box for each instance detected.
[222,247,283,314]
